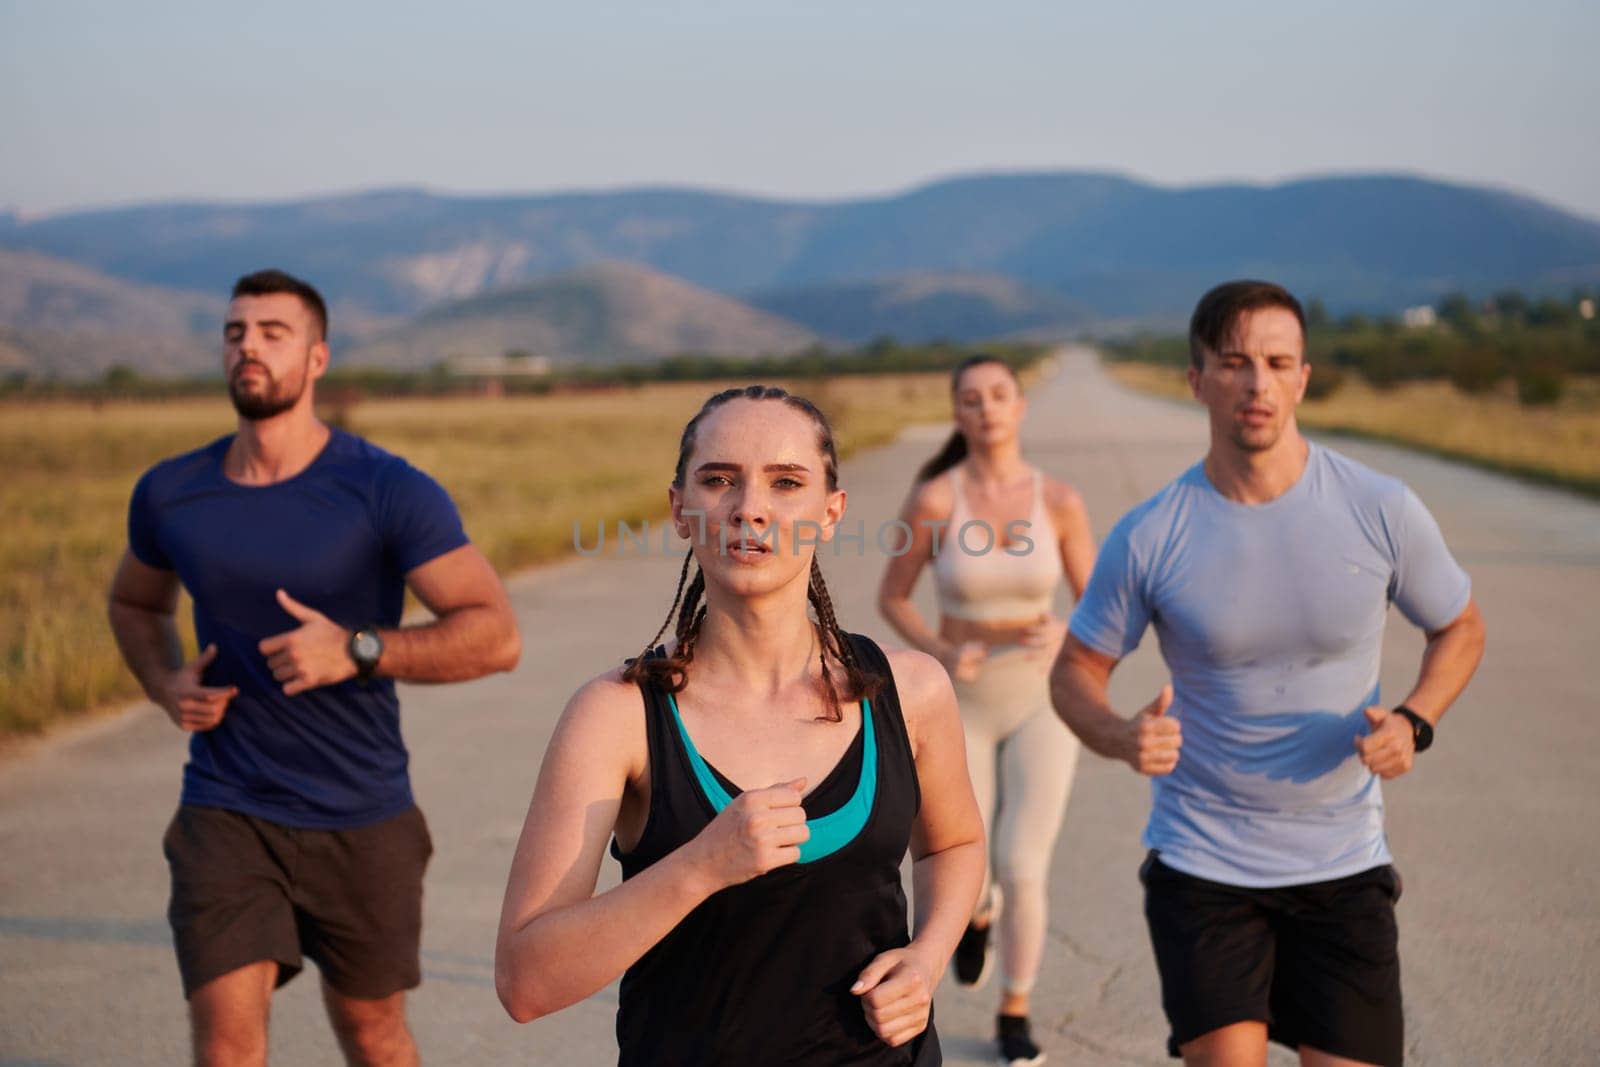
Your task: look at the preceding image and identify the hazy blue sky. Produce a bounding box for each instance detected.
[4,0,1597,219]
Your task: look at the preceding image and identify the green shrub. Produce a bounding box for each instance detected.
[1304,363,1345,400]
[1449,348,1502,394]
[1517,365,1564,406]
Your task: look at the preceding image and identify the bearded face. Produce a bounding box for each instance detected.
[222,292,325,421]
[228,355,310,420]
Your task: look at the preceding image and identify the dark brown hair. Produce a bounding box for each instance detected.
[1188,279,1305,370]
[915,353,1018,484]
[621,385,883,721]
[232,269,329,341]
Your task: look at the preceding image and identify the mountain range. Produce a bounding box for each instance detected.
[3,171,1598,378]
[344,261,818,368]
[0,248,216,377]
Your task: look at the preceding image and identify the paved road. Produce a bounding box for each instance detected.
[3,348,1597,1065]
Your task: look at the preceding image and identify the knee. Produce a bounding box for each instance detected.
[330,999,411,1063]
[190,994,269,1067]
[993,865,1049,901]
[193,1022,267,1067]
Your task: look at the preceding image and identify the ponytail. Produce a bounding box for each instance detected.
[915,430,968,484]
[916,352,1017,485]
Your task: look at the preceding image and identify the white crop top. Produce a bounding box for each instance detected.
[932,466,1063,622]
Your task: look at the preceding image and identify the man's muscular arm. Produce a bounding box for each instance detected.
[381,543,522,681]
[1357,598,1485,779]
[1050,634,1180,775]
[259,544,521,694]
[107,550,238,730]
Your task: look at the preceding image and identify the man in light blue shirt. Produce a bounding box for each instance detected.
[1052,280,1485,1067]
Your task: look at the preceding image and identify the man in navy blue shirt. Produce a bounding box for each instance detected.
[108,269,521,1066]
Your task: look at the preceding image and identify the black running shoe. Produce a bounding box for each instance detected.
[952,918,993,987]
[997,1013,1045,1067]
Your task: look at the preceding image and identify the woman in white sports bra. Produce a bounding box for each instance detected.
[878,354,1094,1067]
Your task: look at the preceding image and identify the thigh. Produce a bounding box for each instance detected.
[321,978,418,1065]
[293,805,434,999]
[1180,1021,1269,1067]
[991,706,1079,882]
[188,960,278,1064]
[1142,853,1276,1058]
[1270,866,1404,1067]
[955,646,1042,740]
[164,805,303,998]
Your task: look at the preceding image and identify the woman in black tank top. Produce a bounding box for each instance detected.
[496,386,986,1064]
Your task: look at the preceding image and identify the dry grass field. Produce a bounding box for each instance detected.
[0,374,953,734]
[1107,361,1600,497]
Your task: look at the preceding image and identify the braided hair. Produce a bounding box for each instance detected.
[621,385,883,722]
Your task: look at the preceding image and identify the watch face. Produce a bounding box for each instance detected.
[353,630,382,663]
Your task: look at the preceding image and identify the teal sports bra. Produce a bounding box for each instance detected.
[665,692,878,863]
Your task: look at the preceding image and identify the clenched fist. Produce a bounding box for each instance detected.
[687,778,810,889]
[853,946,935,1048]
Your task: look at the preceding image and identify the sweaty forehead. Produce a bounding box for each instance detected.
[692,399,822,465]
[227,292,310,328]
[1222,307,1304,356]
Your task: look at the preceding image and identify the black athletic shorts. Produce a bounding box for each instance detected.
[1141,851,1404,1066]
[163,803,433,1000]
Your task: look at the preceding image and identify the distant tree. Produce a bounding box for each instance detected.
[102,364,141,391]
[1437,292,1476,330]
[1303,362,1344,400]
[1516,364,1564,406]
[1448,348,1503,394]
[1401,333,1453,378]
[1527,299,1574,328]
[1327,343,1360,368]
[1493,289,1529,320]
[1305,298,1330,330]
[1360,348,1404,389]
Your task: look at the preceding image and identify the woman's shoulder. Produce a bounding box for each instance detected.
[876,644,958,743]
[904,468,958,518]
[555,665,649,756]
[1038,470,1088,525]
[881,645,949,696]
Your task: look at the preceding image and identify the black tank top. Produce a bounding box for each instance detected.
[611,633,941,1066]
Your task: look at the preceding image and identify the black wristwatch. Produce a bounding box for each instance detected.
[1392,705,1433,753]
[348,626,385,683]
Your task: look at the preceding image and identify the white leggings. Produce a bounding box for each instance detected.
[954,645,1081,995]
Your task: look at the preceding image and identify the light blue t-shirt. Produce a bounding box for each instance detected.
[1069,442,1471,887]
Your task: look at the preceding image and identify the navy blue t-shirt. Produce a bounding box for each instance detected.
[128,429,469,829]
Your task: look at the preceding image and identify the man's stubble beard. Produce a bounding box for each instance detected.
[1228,422,1284,454]
[229,357,309,421]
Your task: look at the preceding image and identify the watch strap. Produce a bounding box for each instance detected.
[1392,705,1433,753]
